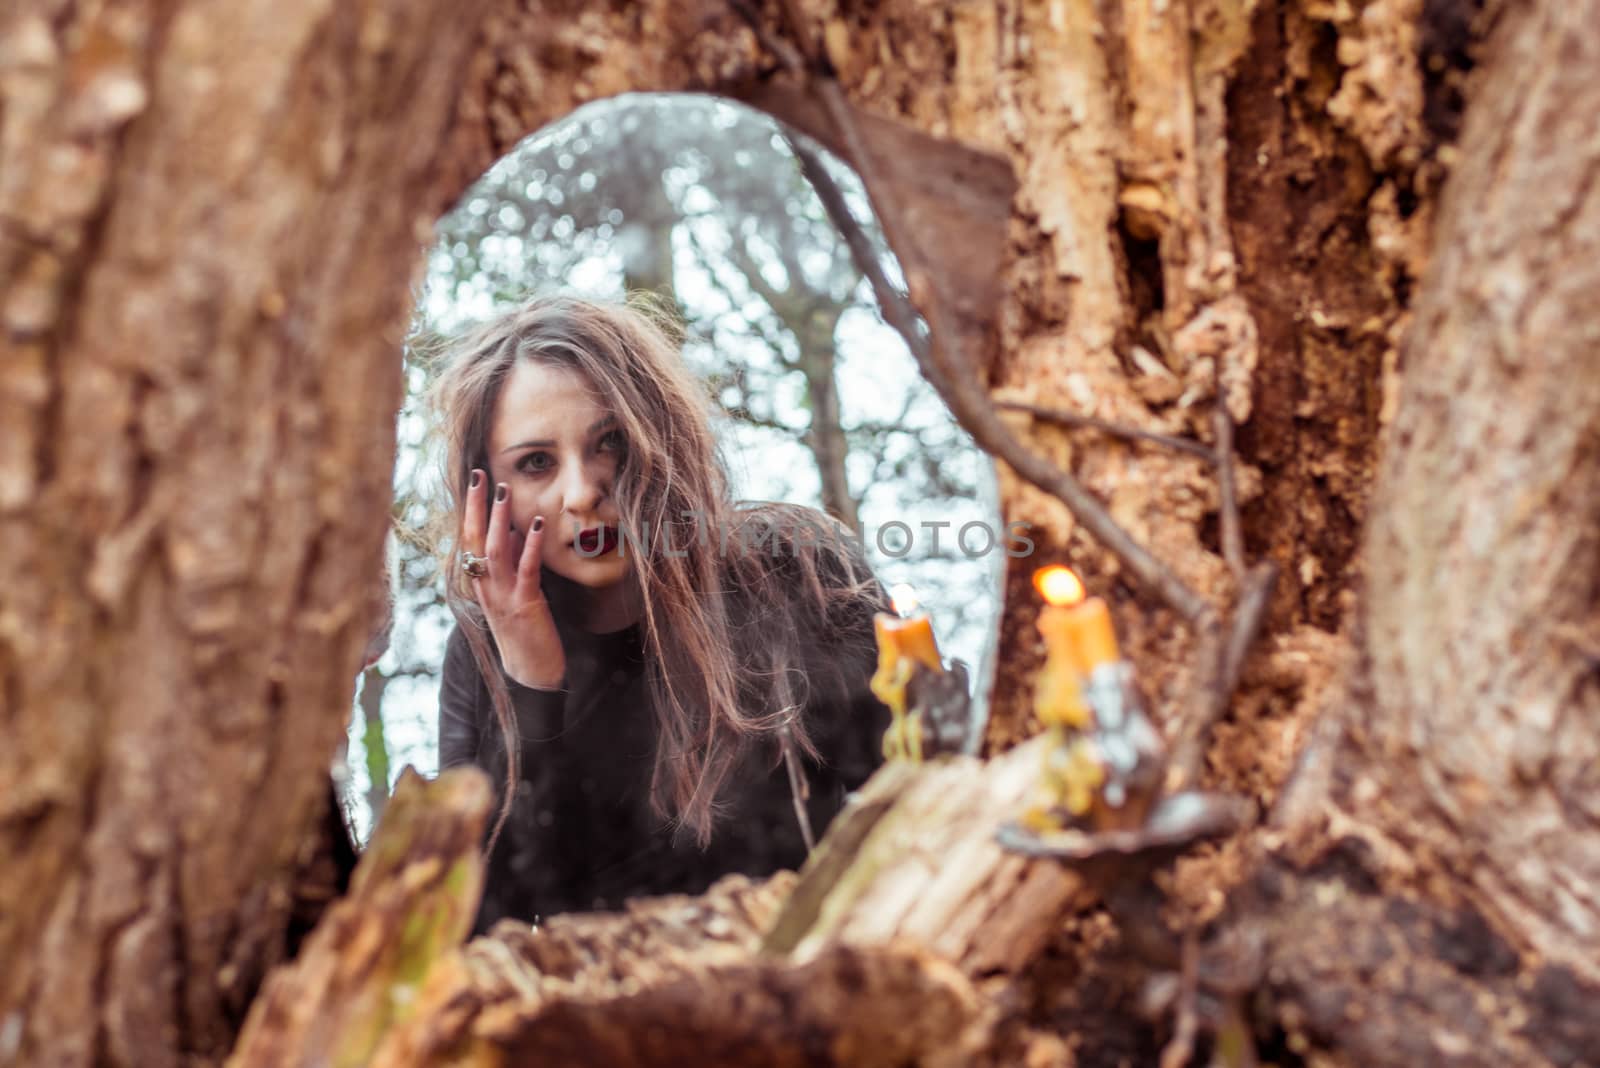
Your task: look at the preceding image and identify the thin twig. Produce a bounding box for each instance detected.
[1168,562,1278,788]
[1159,930,1201,1068]
[997,399,1218,462]
[1213,376,1246,580]
[685,225,802,374]
[1220,562,1276,691]
[779,723,817,852]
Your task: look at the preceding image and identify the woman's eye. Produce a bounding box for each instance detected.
[518,451,554,474]
[598,429,626,454]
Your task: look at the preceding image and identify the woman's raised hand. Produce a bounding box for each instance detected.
[461,470,566,690]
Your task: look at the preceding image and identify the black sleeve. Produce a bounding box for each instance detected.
[811,592,891,796]
[440,622,571,785]
[795,529,893,801]
[439,624,485,772]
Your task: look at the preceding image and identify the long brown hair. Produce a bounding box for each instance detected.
[425,294,885,849]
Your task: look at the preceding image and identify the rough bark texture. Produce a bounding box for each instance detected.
[0,3,487,1064]
[1358,0,1600,982]
[227,770,489,1068]
[1204,3,1600,1063]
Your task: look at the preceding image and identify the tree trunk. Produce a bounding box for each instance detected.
[0,3,487,1064]
[1275,0,1600,1045]
[796,307,860,530]
[7,0,1599,1065]
[1360,3,1600,976]
[618,174,681,309]
[1205,5,1600,1062]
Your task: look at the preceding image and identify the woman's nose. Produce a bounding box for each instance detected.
[558,462,605,517]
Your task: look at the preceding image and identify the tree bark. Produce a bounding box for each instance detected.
[1358,0,1600,986]
[796,307,860,530]
[0,3,488,1063]
[1213,4,1600,1063]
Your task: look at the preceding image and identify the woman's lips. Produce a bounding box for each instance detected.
[575,526,619,556]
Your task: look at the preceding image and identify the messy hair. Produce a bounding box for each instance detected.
[424,294,885,849]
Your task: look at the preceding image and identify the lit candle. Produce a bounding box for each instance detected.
[1029,565,1121,822]
[1032,565,1119,729]
[1034,565,1119,674]
[872,583,943,761]
[874,583,942,674]
[1031,565,1166,831]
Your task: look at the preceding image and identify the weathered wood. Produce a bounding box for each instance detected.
[1357,0,1600,987]
[767,737,1085,975]
[374,902,988,1067]
[0,3,489,1063]
[220,745,1082,1066]
[227,769,490,1068]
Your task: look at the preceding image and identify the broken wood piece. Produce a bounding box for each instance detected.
[481,941,987,1067]
[227,767,492,1068]
[765,735,1088,975]
[363,872,989,1067]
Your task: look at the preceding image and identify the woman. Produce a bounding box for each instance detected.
[427,295,892,931]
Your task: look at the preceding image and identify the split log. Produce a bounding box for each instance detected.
[227,770,491,1068]
[764,736,1086,975]
[371,896,991,1068]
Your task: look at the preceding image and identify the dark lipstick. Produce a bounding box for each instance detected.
[576,526,619,556]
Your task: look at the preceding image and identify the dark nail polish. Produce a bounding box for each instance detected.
[469,470,482,489]
[533,516,544,533]
[495,484,507,502]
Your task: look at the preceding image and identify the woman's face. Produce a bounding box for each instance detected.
[484,359,630,592]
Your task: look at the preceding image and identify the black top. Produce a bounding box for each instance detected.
[438,547,890,932]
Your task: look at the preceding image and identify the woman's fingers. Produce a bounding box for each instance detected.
[485,482,511,576]
[461,469,487,554]
[515,515,545,600]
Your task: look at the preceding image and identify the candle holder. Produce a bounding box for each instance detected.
[1021,566,1166,832]
[1006,566,1248,867]
[872,584,975,763]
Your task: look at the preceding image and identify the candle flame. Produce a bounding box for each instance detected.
[889,582,921,617]
[1034,565,1086,607]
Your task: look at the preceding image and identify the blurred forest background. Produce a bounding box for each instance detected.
[341,95,1003,836]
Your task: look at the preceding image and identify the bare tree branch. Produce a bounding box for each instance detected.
[786,130,1211,625]
[722,0,1209,624]
[995,400,1218,462]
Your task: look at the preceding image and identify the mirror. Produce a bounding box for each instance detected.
[342,94,1006,858]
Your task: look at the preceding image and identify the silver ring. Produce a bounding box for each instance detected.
[460,550,488,579]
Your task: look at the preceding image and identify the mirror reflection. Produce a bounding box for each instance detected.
[342,94,1004,925]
